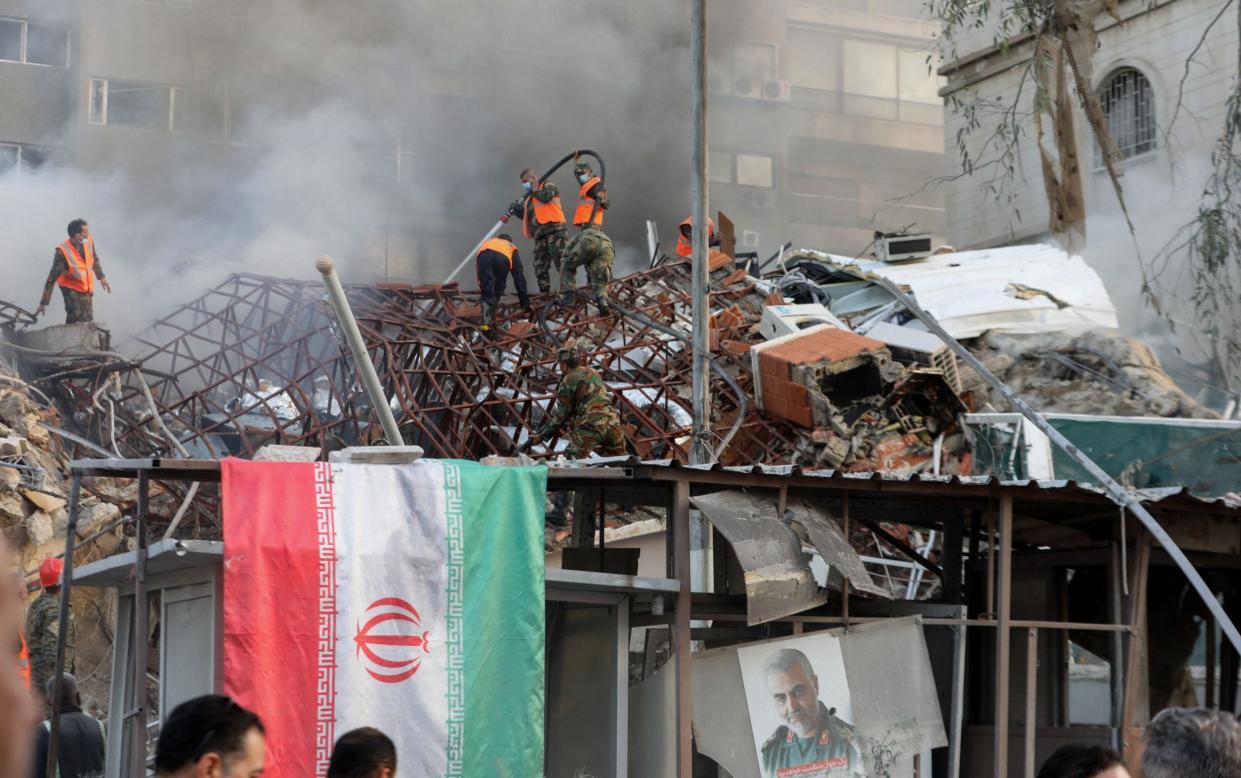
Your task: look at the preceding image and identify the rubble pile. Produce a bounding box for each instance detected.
[0,357,141,715]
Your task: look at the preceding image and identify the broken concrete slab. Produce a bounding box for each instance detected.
[691,490,825,625]
[20,488,66,513]
[253,444,322,462]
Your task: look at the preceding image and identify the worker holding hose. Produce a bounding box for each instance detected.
[516,168,568,294]
[475,233,531,332]
[562,159,615,313]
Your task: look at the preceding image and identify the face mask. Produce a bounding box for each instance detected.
[578,173,590,183]
[522,181,533,191]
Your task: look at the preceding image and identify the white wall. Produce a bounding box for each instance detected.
[941,0,1238,373]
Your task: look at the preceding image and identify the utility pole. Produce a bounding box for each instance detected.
[689,0,713,596]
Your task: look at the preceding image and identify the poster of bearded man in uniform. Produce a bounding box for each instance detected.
[738,634,866,778]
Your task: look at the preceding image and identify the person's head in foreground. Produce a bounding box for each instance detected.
[764,648,823,739]
[1037,743,1129,778]
[1143,707,1241,778]
[326,727,397,778]
[154,695,265,778]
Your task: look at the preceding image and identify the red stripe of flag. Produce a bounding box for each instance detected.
[222,459,324,778]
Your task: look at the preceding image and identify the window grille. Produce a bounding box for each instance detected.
[1099,67,1156,160]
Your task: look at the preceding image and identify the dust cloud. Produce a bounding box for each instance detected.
[0,0,696,336]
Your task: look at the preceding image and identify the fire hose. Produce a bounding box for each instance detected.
[443,149,607,284]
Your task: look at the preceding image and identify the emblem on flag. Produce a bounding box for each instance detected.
[354,597,431,684]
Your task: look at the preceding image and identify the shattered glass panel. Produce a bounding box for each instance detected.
[106,80,174,130]
[0,144,17,180]
[24,23,68,66]
[0,19,21,62]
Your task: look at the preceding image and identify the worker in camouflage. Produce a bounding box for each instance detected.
[26,558,74,709]
[530,345,625,459]
[517,168,568,294]
[559,225,615,314]
[759,648,864,778]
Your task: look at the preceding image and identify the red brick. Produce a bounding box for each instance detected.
[763,328,884,366]
[721,340,751,357]
[708,250,732,272]
[722,268,748,286]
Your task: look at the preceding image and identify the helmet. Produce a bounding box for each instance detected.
[572,159,592,175]
[557,341,584,363]
[39,557,63,588]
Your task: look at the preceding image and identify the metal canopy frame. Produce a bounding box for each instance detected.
[47,457,1241,778]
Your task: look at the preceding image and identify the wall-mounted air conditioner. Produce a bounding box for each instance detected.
[762,80,791,102]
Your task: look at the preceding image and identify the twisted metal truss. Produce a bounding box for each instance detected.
[54,261,806,466]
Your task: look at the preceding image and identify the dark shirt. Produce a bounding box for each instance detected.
[476,247,531,309]
[30,707,106,778]
[40,242,106,306]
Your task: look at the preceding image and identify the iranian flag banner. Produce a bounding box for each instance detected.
[220,458,546,778]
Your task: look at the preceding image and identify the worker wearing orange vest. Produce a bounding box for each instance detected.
[518,168,569,294]
[36,219,112,324]
[475,234,531,331]
[571,161,608,228]
[675,216,718,258]
[11,571,29,692]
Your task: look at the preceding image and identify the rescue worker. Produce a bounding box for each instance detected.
[35,219,111,325]
[675,216,719,258]
[475,233,531,332]
[571,160,608,229]
[517,168,568,294]
[530,344,625,458]
[11,573,28,693]
[560,226,615,314]
[25,558,73,708]
[759,648,863,778]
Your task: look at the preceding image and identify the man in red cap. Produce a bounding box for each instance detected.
[25,557,73,709]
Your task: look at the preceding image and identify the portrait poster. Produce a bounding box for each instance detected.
[737,633,865,778]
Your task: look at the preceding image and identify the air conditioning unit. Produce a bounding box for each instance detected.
[733,76,762,99]
[749,189,775,210]
[762,79,791,102]
[874,232,933,263]
[759,304,847,340]
[741,230,760,249]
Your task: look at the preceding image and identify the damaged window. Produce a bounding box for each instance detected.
[736,153,774,188]
[0,142,54,184]
[0,18,69,66]
[25,24,68,66]
[788,28,840,93]
[89,78,186,131]
[1099,67,1156,161]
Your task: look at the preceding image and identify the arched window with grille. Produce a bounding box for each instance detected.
[1099,67,1157,160]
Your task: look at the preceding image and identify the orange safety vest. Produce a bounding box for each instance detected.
[55,238,96,294]
[17,632,30,691]
[477,237,517,270]
[675,216,717,258]
[522,188,567,239]
[573,176,604,227]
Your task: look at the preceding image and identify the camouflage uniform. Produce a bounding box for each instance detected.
[760,703,864,778]
[560,226,615,309]
[524,183,568,294]
[25,589,74,698]
[539,364,625,458]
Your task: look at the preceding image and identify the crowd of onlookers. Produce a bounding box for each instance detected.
[7,527,1241,776]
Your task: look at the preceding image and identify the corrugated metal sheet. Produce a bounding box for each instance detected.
[797,244,1119,338]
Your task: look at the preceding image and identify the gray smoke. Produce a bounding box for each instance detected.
[0,0,695,335]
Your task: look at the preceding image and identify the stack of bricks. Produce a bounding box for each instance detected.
[754,326,887,429]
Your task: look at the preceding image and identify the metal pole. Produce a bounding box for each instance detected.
[994,495,1013,778]
[316,256,405,446]
[131,471,150,778]
[45,475,81,778]
[1024,628,1038,778]
[870,274,1241,655]
[672,481,693,777]
[688,0,712,600]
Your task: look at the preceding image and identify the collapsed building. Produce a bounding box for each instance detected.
[4,233,1239,776]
